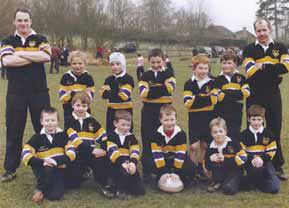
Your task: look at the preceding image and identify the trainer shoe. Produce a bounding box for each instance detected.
[1,171,16,182]
[276,169,288,181]
[32,189,44,203]
[207,182,221,193]
[96,183,115,199]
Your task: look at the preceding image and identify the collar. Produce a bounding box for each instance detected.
[72,112,91,120]
[157,125,182,144]
[191,75,211,82]
[220,70,239,82]
[114,129,132,137]
[149,66,165,72]
[14,29,36,38]
[68,70,87,81]
[255,38,274,48]
[219,69,239,76]
[249,125,264,135]
[114,70,126,78]
[40,127,63,135]
[210,136,232,149]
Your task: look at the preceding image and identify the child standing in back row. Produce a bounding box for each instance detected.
[59,51,95,126]
[215,50,250,140]
[183,54,218,180]
[139,48,176,181]
[100,52,134,133]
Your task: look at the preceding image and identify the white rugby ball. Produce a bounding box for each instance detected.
[158,174,184,193]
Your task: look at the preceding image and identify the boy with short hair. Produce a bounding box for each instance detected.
[59,50,95,125]
[22,107,75,203]
[106,110,145,199]
[240,105,280,193]
[139,48,176,180]
[136,53,145,81]
[65,91,114,198]
[183,54,219,180]
[100,52,134,133]
[215,51,250,140]
[205,117,247,195]
[150,104,193,191]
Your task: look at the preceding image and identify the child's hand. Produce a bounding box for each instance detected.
[121,161,130,173]
[128,162,136,175]
[101,85,111,91]
[252,157,263,168]
[92,148,106,158]
[210,153,219,162]
[43,158,57,167]
[216,153,224,162]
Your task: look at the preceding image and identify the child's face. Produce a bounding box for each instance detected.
[221,60,236,75]
[160,112,176,132]
[114,119,131,135]
[211,125,227,144]
[72,99,89,118]
[194,63,209,80]
[71,57,85,75]
[248,116,264,130]
[149,56,164,71]
[41,112,59,134]
[111,61,123,75]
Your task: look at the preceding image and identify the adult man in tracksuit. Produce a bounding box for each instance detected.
[242,17,289,180]
[0,8,51,182]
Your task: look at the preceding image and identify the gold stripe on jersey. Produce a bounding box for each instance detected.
[35,147,65,159]
[107,102,133,109]
[280,54,289,72]
[165,77,177,93]
[143,96,173,103]
[256,56,279,64]
[222,83,241,90]
[139,81,149,98]
[243,57,259,78]
[129,145,140,160]
[22,144,36,166]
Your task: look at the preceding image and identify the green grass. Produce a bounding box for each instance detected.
[0,54,288,208]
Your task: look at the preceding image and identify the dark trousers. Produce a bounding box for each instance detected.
[244,161,280,193]
[112,165,145,195]
[4,92,50,173]
[49,58,59,74]
[1,66,6,79]
[141,103,164,176]
[106,108,133,134]
[247,91,284,170]
[32,166,64,200]
[210,161,242,195]
[136,66,144,81]
[64,154,111,188]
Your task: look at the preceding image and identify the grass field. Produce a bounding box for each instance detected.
[0,53,288,208]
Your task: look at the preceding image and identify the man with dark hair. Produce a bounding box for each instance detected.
[242,17,289,180]
[0,8,51,182]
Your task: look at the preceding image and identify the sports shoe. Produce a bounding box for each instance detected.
[207,182,221,193]
[96,183,115,199]
[1,171,16,182]
[276,169,288,181]
[32,190,44,203]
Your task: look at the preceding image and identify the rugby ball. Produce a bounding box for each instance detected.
[158,173,184,193]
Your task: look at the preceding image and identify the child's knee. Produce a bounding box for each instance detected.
[222,183,238,195]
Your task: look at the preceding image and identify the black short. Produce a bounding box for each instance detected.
[188,111,215,144]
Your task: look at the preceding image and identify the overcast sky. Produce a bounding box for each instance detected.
[173,0,259,34]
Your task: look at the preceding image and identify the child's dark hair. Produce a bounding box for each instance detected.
[148,48,165,60]
[114,110,132,122]
[220,49,238,63]
[209,117,227,132]
[14,8,32,19]
[72,91,91,106]
[247,105,265,119]
[40,106,59,121]
[137,53,142,57]
[160,104,177,119]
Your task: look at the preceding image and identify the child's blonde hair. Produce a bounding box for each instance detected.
[160,104,177,119]
[192,54,210,70]
[209,117,227,132]
[71,91,91,106]
[68,50,87,64]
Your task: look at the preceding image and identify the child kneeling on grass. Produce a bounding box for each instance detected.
[106,110,145,199]
[150,104,193,192]
[22,107,76,203]
[205,117,247,195]
[240,105,280,194]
